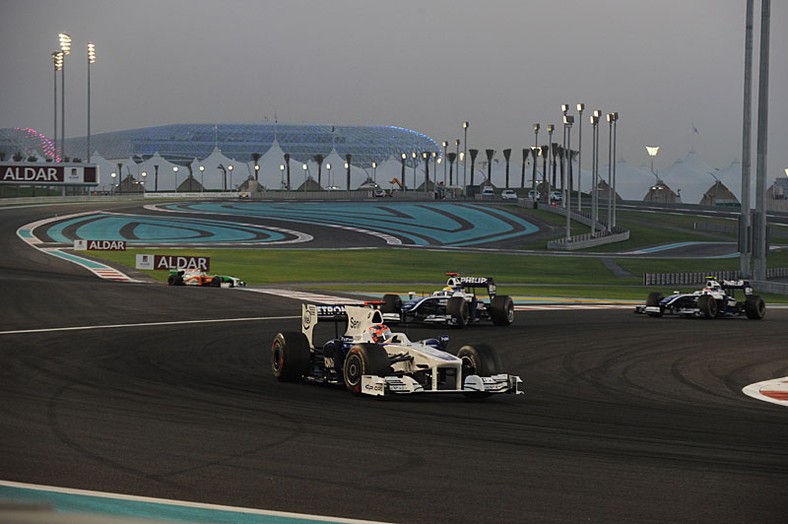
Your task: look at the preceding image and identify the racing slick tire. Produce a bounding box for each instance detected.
[342,343,391,394]
[167,273,184,286]
[381,294,403,322]
[457,344,502,398]
[697,295,718,319]
[645,292,664,317]
[447,296,470,328]
[744,295,766,320]
[489,295,515,326]
[271,332,311,382]
[210,276,222,287]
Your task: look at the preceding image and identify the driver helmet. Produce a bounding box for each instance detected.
[368,323,392,343]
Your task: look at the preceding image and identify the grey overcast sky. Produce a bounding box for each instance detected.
[1,0,786,180]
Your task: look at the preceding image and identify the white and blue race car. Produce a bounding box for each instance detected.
[380,273,515,328]
[634,277,765,320]
[270,303,524,398]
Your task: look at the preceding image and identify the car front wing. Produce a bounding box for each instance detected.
[360,373,524,397]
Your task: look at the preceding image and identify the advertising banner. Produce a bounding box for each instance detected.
[136,254,211,271]
[74,240,127,251]
[0,163,99,186]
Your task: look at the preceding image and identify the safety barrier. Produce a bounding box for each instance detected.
[643,267,788,286]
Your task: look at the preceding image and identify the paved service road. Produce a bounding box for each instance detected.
[1,202,787,523]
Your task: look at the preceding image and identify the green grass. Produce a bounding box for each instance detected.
[85,206,788,303]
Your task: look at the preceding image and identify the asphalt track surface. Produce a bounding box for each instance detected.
[1,202,787,523]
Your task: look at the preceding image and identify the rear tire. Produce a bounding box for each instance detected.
[697,295,718,319]
[381,293,402,323]
[167,273,184,286]
[488,295,514,326]
[447,296,469,328]
[744,295,766,320]
[342,343,391,394]
[271,332,311,382]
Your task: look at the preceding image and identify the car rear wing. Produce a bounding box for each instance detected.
[719,279,754,294]
[301,303,383,346]
[445,272,497,296]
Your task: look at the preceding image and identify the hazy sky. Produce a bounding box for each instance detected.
[1,0,786,181]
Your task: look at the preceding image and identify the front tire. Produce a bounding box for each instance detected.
[744,295,766,320]
[210,276,222,287]
[447,296,469,328]
[342,343,391,394]
[488,295,514,326]
[271,332,311,382]
[457,344,502,398]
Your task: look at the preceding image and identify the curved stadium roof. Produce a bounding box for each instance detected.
[57,123,439,167]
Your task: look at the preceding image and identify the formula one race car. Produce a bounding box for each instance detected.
[167,269,246,288]
[634,277,765,320]
[270,303,524,398]
[380,273,514,328]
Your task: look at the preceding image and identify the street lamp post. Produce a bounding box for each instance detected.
[606,112,618,231]
[279,164,285,189]
[153,164,159,192]
[372,161,377,183]
[173,166,179,192]
[576,104,584,210]
[302,163,308,191]
[462,121,469,189]
[400,153,407,190]
[609,112,619,227]
[563,115,575,241]
[228,164,234,191]
[51,51,63,161]
[442,141,448,184]
[58,33,71,161]
[252,153,261,182]
[345,154,352,190]
[411,152,417,189]
[447,152,456,186]
[199,165,205,192]
[110,171,116,194]
[590,113,600,236]
[86,42,96,162]
[646,146,660,175]
[546,125,554,196]
[531,124,540,193]
[422,152,430,193]
[326,163,332,188]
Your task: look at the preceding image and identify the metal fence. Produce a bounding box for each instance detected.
[643,267,788,286]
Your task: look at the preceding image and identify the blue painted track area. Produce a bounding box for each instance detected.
[43,212,303,245]
[160,201,539,246]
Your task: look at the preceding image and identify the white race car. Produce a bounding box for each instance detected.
[271,303,524,398]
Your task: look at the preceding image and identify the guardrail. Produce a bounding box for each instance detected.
[643,267,788,286]
[523,199,631,250]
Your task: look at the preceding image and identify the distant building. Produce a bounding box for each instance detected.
[642,179,679,203]
[699,180,739,207]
